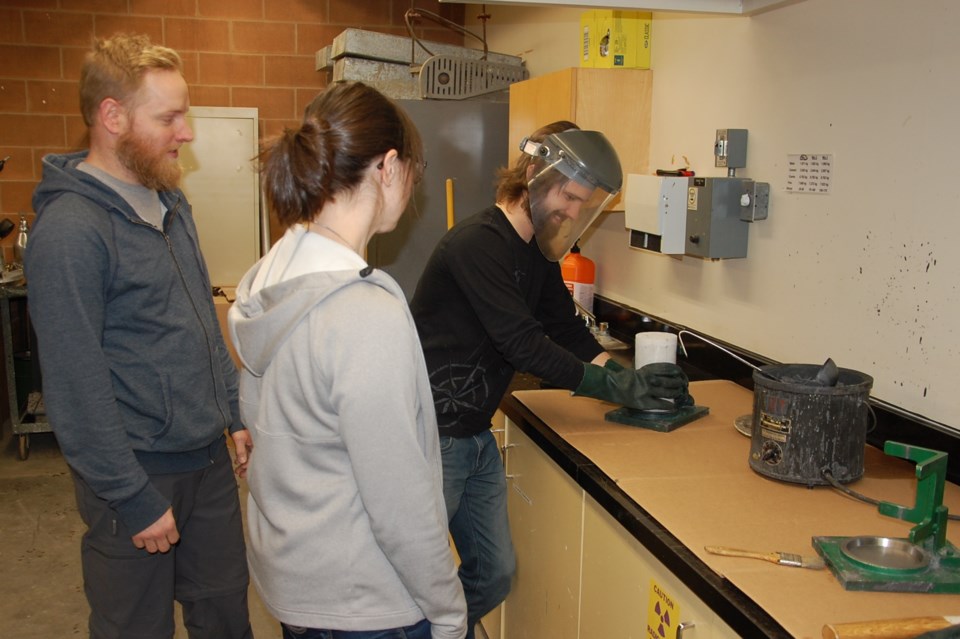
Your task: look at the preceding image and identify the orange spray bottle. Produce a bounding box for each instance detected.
[561,241,595,314]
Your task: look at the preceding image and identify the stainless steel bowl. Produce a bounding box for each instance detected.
[840,536,931,573]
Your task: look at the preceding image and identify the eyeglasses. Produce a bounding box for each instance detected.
[375,158,427,183]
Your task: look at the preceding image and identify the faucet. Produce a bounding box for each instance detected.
[571,297,596,330]
[571,298,612,337]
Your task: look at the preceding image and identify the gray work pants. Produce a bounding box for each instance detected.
[72,444,253,639]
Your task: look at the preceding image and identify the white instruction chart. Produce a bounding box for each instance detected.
[785,153,833,194]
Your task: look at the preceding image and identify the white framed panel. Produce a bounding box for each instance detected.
[180,106,261,289]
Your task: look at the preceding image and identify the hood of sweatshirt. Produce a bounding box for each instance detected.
[32,150,183,224]
[229,226,403,377]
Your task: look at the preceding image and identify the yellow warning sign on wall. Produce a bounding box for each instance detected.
[646,578,679,639]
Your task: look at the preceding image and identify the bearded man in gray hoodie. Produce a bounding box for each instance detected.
[24,33,252,639]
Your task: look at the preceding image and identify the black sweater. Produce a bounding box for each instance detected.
[411,205,603,437]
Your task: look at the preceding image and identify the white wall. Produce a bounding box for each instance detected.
[469,0,960,431]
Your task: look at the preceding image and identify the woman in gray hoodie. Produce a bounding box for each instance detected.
[228,82,467,639]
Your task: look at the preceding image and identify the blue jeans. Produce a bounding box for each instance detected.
[281,618,430,639]
[440,430,516,639]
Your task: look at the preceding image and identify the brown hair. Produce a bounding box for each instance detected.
[495,120,579,208]
[79,33,183,127]
[260,82,424,228]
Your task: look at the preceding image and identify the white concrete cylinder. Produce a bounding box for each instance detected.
[634,332,678,369]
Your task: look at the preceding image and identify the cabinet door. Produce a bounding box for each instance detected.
[479,411,507,639]
[180,106,262,288]
[581,495,737,639]
[508,67,653,211]
[508,68,578,166]
[573,68,652,186]
[370,100,508,301]
[479,409,505,639]
[503,419,583,639]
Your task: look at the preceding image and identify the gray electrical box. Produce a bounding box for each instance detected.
[685,177,750,259]
[714,128,748,170]
[679,128,769,258]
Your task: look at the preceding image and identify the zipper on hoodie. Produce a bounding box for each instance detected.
[129,200,232,446]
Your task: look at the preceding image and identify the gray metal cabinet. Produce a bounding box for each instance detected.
[368,99,508,300]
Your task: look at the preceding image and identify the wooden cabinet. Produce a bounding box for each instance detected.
[580,496,738,639]
[479,410,507,639]
[503,419,584,638]
[508,67,653,210]
[503,417,738,639]
[448,0,797,14]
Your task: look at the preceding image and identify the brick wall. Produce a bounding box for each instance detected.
[0,0,466,258]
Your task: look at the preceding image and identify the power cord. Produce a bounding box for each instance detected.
[822,468,959,521]
[403,5,490,61]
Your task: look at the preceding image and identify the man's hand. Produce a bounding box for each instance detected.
[132,508,179,553]
[231,429,253,478]
[574,360,690,411]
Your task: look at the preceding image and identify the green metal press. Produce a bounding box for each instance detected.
[813,442,960,593]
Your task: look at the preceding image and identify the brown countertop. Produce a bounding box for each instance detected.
[511,380,960,639]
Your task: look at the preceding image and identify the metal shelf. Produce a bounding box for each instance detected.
[1,283,51,460]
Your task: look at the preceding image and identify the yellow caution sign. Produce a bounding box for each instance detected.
[647,579,679,639]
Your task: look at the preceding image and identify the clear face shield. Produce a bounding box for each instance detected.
[521,130,623,262]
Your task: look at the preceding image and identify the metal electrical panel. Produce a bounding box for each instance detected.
[627,127,770,260]
[715,128,748,170]
[685,177,751,259]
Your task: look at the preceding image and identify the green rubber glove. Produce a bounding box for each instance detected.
[574,359,691,411]
[607,360,694,406]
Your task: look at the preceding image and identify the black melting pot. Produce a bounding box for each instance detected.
[749,362,873,487]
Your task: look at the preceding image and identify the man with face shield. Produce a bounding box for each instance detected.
[410,121,691,637]
[523,127,621,261]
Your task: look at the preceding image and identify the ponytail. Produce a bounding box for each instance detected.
[257,82,423,230]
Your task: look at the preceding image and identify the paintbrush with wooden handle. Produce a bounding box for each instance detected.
[704,545,825,569]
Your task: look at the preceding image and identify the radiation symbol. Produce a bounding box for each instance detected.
[648,581,677,639]
[654,601,671,637]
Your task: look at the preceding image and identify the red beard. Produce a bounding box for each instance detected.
[116,131,182,192]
